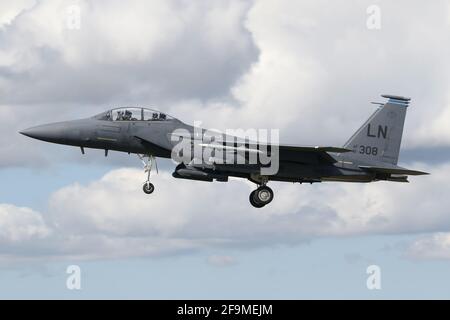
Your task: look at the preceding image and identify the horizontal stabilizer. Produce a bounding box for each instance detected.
[359,165,429,176]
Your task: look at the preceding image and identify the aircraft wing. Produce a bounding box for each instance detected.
[274,145,352,164]
[358,165,429,176]
[197,142,352,164]
[169,132,352,164]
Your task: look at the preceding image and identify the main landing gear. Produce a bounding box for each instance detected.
[138,154,158,194]
[249,185,274,208]
[248,175,274,208]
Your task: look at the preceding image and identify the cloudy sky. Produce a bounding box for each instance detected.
[1,0,450,299]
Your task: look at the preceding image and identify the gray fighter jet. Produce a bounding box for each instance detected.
[20,94,428,208]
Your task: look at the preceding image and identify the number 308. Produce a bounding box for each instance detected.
[359,145,378,155]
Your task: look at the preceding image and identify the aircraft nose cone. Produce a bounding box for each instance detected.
[19,123,66,143]
[20,126,42,139]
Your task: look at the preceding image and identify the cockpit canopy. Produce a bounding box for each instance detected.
[93,107,175,122]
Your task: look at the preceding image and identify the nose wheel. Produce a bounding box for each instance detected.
[143,182,155,194]
[249,185,274,208]
[138,154,157,195]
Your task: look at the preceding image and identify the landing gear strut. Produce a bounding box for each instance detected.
[249,175,274,208]
[138,154,158,194]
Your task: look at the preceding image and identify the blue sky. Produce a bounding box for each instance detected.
[1,0,450,299]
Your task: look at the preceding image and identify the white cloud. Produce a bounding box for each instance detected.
[0,0,257,103]
[0,204,50,243]
[39,161,450,252]
[2,0,450,169]
[0,160,448,262]
[407,233,450,260]
[48,169,190,237]
[418,99,450,147]
[167,0,450,149]
[0,0,36,27]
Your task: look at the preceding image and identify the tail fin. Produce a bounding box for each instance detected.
[342,94,410,165]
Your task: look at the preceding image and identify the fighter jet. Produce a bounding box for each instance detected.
[20,94,428,208]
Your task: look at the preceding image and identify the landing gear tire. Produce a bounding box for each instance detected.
[250,190,265,208]
[249,186,274,208]
[143,182,155,194]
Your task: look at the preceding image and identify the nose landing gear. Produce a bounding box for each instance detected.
[143,181,154,194]
[138,154,157,194]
